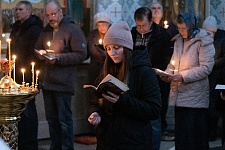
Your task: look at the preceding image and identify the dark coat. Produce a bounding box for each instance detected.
[87,29,106,66]
[131,22,172,70]
[35,16,87,94]
[10,15,43,84]
[213,30,225,113]
[87,29,106,84]
[89,48,161,150]
[209,29,225,97]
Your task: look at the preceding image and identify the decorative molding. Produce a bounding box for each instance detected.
[210,0,225,29]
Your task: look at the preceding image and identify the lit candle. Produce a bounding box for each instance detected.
[31,62,35,86]
[98,39,102,45]
[164,20,169,29]
[21,68,25,84]
[47,41,51,49]
[36,70,39,85]
[6,38,11,79]
[171,60,175,74]
[171,60,175,66]
[12,55,16,81]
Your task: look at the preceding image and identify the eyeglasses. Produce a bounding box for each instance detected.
[136,23,151,30]
[151,7,162,10]
[45,9,60,18]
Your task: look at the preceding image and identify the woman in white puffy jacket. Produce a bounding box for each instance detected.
[161,12,215,150]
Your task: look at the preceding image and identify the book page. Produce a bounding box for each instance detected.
[215,84,225,90]
[153,68,172,77]
[83,84,97,90]
[98,74,129,92]
[35,49,59,60]
[43,54,59,60]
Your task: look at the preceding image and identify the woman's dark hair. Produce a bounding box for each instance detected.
[134,7,152,22]
[98,47,131,84]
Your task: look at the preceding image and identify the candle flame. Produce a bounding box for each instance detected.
[6,38,11,43]
[99,39,102,45]
[36,70,40,75]
[164,20,169,29]
[171,60,175,66]
[164,20,168,25]
[47,41,51,47]
[21,68,25,73]
[12,55,16,60]
[31,62,35,66]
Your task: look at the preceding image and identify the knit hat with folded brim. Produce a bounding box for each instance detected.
[94,12,111,24]
[202,16,217,33]
[103,21,133,50]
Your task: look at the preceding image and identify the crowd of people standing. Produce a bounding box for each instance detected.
[3,0,225,150]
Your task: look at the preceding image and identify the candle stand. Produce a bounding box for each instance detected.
[0,60,38,150]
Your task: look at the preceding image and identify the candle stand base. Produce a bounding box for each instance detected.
[0,75,38,149]
[0,123,18,149]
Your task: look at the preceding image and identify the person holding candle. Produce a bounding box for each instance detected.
[9,1,43,150]
[131,7,171,150]
[86,12,111,85]
[150,2,178,39]
[35,1,87,149]
[160,12,215,149]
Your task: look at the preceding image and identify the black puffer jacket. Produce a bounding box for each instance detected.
[89,48,161,150]
[131,22,172,70]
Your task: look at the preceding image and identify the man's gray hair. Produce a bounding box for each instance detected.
[16,1,33,12]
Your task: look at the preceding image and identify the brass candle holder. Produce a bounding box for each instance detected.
[0,60,38,150]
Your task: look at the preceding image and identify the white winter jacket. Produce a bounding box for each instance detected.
[166,29,215,108]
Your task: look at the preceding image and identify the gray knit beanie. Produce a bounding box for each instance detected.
[202,16,217,33]
[103,21,133,50]
[94,12,111,24]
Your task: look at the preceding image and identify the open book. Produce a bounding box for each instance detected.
[153,68,173,77]
[83,74,129,98]
[35,49,59,60]
[215,84,225,90]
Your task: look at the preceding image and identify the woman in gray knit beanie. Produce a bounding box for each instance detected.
[88,20,161,149]
[103,21,133,50]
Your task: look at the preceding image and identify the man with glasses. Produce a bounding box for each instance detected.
[10,1,43,149]
[131,7,172,150]
[35,1,87,149]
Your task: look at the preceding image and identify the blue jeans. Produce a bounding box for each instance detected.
[151,118,161,150]
[43,90,74,150]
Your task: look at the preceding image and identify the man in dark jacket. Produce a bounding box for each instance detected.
[131,7,172,150]
[10,1,43,150]
[35,1,87,149]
